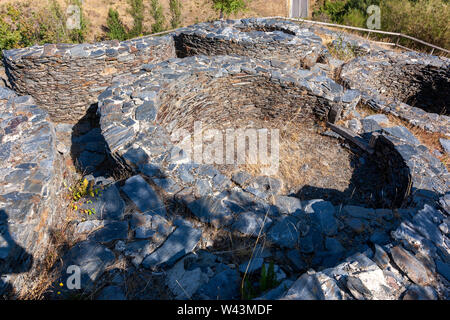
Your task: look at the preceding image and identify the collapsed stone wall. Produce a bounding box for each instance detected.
[0,88,67,296]
[2,36,176,123]
[173,18,325,69]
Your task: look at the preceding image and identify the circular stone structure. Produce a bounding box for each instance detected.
[341,51,450,134]
[174,18,325,69]
[3,36,176,122]
[98,55,450,299]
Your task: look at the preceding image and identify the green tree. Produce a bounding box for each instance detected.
[106,8,128,41]
[150,0,166,33]
[169,0,182,29]
[212,0,249,19]
[127,0,144,37]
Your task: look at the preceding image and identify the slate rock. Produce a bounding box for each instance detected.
[364,114,389,125]
[282,273,325,300]
[97,286,126,300]
[231,171,253,187]
[187,195,234,228]
[231,211,272,237]
[390,246,433,286]
[195,268,240,300]
[142,222,202,269]
[91,221,128,243]
[60,240,115,290]
[166,255,211,299]
[267,215,299,249]
[238,258,264,274]
[435,260,450,282]
[439,138,450,154]
[402,285,438,300]
[275,196,302,215]
[383,126,421,146]
[122,175,166,216]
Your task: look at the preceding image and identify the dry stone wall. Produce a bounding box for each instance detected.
[0,87,67,296]
[3,36,176,123]
[341,51,450,134]
[173,18,325,69]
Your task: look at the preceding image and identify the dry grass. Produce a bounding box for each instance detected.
[224,117,354,196]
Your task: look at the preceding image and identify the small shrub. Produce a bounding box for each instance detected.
[127,0,145,38]
[107,8,128,41]
[150,0,166,34]
[64,177,103,217]
[212,0,249,19]
[169,0,182,29]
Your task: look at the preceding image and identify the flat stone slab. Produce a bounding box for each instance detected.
[122,175,166,216]
[142,221,202,269]
[390,246,433,286]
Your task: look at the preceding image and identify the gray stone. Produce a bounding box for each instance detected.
[435,260,450,281]
[390,246,433,286]
[97,286,126,300]
[402,285,438,300]
[255,280,294,300]
[275,196,302,215]
[383,126,421,146]
[142,222,202,269]
[238,258,264,274]
[231,171,252,187]
[440,138,450,154]
[195,268,240,300]
[282,273,325,300]
[267,215,299,249]
[91,221,128,243]
[122,175,166,216]
[231,211,272,236]
[187,195,234,228]
[61,240,115,289]
[364,114,389,125]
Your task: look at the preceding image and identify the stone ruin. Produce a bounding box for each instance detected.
[0,18,449,300]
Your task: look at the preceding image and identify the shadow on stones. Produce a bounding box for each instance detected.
[70,103,132,179]
[295,151,397,209]
[404,66,450,116]
[0,210,33,299]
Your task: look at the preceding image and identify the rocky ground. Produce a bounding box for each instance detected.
[0,18,449,300]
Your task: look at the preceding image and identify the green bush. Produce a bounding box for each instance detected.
[107,8,128,41]
[150,0,166,34]
[212,0,249,19]
[169,0,182,29]
[313,0,449,51]
[127,0,144,38]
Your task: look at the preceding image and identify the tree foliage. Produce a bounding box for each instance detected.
[127,0,144,37]
[106,8,128,41]
[150,0,166,33]
[169,0,182,29]
[212,0,249,19]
